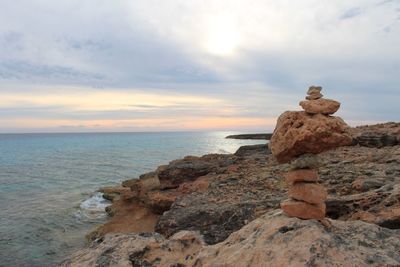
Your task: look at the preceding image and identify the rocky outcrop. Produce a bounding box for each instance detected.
[66,121,400,266]
[62,211,400,267]
[86,123,400,246]
[157,154,233,189]
[351,122,400,148]
[225,133,273,140]
[234,143,271,157]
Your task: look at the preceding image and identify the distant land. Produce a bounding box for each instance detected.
[225,133,272,140]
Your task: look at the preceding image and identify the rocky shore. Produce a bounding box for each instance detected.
[62,121,400,266]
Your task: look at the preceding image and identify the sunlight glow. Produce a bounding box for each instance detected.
[204,14,240,56]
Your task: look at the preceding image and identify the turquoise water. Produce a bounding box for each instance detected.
[0,132,265,266]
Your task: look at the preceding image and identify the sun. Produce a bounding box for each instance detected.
[204,14,240,56]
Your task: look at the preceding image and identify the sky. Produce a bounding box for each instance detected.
[0,0,399,133]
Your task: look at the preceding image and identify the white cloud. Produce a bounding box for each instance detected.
[0,0,399,131]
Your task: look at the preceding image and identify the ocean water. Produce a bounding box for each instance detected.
[0,132,265,266]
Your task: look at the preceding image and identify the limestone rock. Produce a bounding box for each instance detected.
[351,177,385,192]
[289,153,321,169]
[281,199,326,219]
[307,86,322,95]
[270,111,352,163]
[300,98,341,115]
[284,169,318,184]
[306,92,323,100]
[289,182,327,204]
[62,211,400,267]
[157,154,233,189]
[234,144,271,157]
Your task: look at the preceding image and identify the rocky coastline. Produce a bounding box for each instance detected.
[225,133,272,140]
[62,121,400,266]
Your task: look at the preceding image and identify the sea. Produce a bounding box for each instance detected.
[0,132,265,266]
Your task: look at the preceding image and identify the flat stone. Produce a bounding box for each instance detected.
[306,92,323,100]
[284,169,318,184]
[289,154,321,170]
[288,182,327,204]
[281,199,326,220]
[300,98,340,115]
[307,86,322,95]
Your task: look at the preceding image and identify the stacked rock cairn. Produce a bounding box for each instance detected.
[269,86,353,220]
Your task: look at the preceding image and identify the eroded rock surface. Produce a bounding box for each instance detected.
[62,211,400,267]
[270,111,352,163]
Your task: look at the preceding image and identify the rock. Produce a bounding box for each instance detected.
[155,200,262,244]
[352,177,385,192]
[289,154,321,169]
[300,98,341,115]
[196,211,400,267]
[145,190,178,214]
[355,132,398,148]
[234,144,271,157]
[62,211,400,267]
[306,92,323,100]
[351,207,400,229]
[226,133,272,140]
[307,86,322,95]
[288,182,327,204]
[281,199,326,219]
[351,122,400,148]
[326,182,400,228]
[157,155,231,189]
[270,111,353,163]
[99,186,134,201]
[284,169,319,184]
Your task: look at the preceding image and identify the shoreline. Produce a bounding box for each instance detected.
[62,122,400,266]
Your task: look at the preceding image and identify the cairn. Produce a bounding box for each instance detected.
[269,86,353,220]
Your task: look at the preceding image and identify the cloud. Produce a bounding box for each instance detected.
[340,7,364,20]
[0,0,399,132]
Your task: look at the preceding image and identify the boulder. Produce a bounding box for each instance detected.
[300,98,340,115]
[281,199,326,220]
[284,169,318,184]
[288,182,327,204]
[270,111,352,163]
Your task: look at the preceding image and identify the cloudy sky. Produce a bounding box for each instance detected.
[0,0,399,133]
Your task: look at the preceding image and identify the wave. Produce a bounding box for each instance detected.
[74,192,111,220]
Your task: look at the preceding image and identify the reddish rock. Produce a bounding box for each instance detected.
[281,199,326,220]
[284,169,318,184]
[145,191,179,214]
[306,92,323,100]
[288,182,327,204]
[270,111,352,163]
[299,98,340,115]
